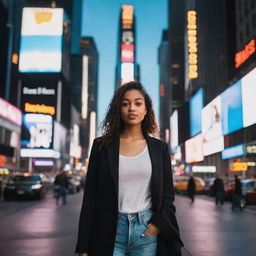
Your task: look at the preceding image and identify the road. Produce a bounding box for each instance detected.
[0,191,255,256]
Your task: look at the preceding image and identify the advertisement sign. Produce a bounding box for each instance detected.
[21,113,53,149]
[241,67,256,128]
[122,31,134,44]
[235,39,255,68]
[192,166,216,173]
[21,81,57,119]
[185,133,204,163]
[246,143,256,155]
[121,63,134,84]
[203,136,224,156]
[170,110,178,150]
[19,8,63,73]
[221,144,245,160]
[202,96,222,142]
[230,162,248,172]
[0,97,22,126]
[122,5,134,29]
[221,80,243,135]
[189,88,203,137]
[53,122,67,152]
[121,44,134,62]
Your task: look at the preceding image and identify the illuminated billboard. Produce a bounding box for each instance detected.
[221,80,243,135]
[121,63,134,84]
[203,136,224,156]
[170,110,178,150]
[19,8,63,73]
[221,144,244,160]
[121,44,134,62]
[185,133,204,163]
[122,5,134,29]
[202,96,223,142]
[241,67,256,128]
[21,113,53,149]
[189,88,203,137]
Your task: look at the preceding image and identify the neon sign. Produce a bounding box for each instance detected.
[235,39,255,68]
[122,5,133,29]
[24,102,55,116]
[187,10,198,79]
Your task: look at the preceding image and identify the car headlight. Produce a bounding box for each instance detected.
[31,184,42,189]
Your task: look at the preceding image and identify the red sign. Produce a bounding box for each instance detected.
[235,39,255,68]
[121,44,134,62]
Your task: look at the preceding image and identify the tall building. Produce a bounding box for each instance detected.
[115,4,140,88]
[0,1,8,98]
[158,30,170,142]
[70,37,99,160]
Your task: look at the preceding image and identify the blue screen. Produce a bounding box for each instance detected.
[189,88,204,137]
[221,80,243,135]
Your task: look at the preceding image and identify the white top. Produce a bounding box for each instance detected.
[118,145,152,213]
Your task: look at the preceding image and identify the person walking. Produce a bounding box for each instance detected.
[76,81,183,256]
[231,175,243,211]
[187,175,196,203]
[212,175,225,205]
[54,168,69,205]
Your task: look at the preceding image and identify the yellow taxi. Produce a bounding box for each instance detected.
[173,176,205,193]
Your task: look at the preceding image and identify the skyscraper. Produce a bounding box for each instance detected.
[115,4,140,88]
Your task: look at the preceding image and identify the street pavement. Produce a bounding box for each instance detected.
[0,191,255,256]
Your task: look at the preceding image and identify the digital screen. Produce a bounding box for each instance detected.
[221,80,243,135]
[170,110,178,150]
[19,8,63,73]
[241,67,256,128]
[221,144,244,160]
[203,136,224,156]
[185,133,204,163]
[121,44,134,62]
[21,113,53,149]
[189,88,203,137]
[121,63,134,84]
[202,96,223,142]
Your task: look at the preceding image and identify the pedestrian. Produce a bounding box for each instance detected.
[54,167,69,205]
[212,175,225,205]
[76,81,183,256]
[231,175,243,211]
[187,175,196,203]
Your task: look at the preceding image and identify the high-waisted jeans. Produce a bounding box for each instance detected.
[113,208,157,256]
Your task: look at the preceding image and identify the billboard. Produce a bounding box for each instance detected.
[21,81,57,119]
[189,88,203,137]
[203,136,224,156]
[0,97,22,126]
[170,110,178,150]
[202,96,223,142]
[221,144,244,160]
[221,80,243,135]
[121,63,134,84]
[21,113,53,149]
[242,67,256,128]
[19,8,63,73]
[185,133,204,163]
[121,44,134,62]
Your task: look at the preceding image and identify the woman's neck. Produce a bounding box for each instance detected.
[120,125,145,140]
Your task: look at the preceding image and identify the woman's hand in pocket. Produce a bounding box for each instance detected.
[142,223,160,237]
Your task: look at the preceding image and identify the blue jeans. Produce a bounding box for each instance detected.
[55,186,67,205]
[113,208,157,256]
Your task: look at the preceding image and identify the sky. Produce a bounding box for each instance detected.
[82,0,168,131]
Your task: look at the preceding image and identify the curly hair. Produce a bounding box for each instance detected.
[99,81,158,147]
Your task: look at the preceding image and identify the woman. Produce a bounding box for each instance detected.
[76,81,183,256]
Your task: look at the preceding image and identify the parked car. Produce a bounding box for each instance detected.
[67,175,81,194]
[3,173,48,200]
[173,176,205,194]
[203,177,215,196]
[224,178,256,207]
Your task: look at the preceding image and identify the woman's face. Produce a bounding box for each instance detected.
[120,89,147,127]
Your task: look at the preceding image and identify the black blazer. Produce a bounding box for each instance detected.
[75,136,183,256]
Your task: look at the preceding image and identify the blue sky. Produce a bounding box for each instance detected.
[82,0,168,130]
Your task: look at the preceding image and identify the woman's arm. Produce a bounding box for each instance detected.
[150,142,183,243]
[75,139,98,254]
